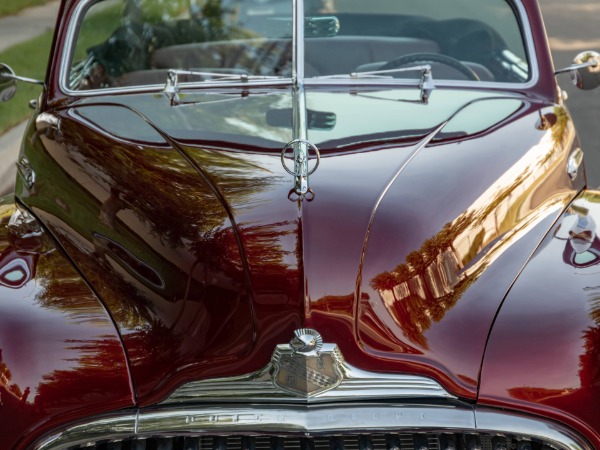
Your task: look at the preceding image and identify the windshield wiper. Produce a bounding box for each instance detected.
[315,65,435,103]
[164,69,282,98]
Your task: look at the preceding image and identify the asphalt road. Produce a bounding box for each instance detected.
[540,0,600,187]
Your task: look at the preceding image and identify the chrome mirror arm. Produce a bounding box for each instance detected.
[0,63,44,102]
[554,60,598,75]
[0,72,45,86]
[0,62,44,86]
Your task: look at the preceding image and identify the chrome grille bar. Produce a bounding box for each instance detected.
[34,405,592,450]
[50,432,581,450]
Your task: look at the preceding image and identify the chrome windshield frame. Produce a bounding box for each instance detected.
[302,0,538,90]
[59,0,538,97]
[58,0,295,97]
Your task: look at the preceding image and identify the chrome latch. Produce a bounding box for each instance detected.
[16,156,35,190]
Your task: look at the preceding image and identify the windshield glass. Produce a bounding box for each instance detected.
[68,0,294,90]
[305,0,529,82]
[67,0,530,91]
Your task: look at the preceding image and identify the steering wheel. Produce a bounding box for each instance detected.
[379,53,480,81]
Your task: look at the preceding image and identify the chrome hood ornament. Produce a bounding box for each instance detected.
[272,328,342,397]
[281,139,320,201]
[290,328,323,354]
[163,329,455,404]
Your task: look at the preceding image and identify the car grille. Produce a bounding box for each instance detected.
[64,432,550,450]
[35,404,591,450]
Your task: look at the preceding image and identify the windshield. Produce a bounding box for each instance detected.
[67,0,530,91]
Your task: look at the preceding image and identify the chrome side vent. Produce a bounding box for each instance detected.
[64,433,563,450]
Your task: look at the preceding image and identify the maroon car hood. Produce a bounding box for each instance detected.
[21,87,578,404]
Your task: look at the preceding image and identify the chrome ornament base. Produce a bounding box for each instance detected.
[162,329,455,404]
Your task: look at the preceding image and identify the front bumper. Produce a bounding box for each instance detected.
[35,402,592,450]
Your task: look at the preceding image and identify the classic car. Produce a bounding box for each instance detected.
[1,0,600,448]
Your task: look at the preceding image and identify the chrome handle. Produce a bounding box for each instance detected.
[567,147,584,181]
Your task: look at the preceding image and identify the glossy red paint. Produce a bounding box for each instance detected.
[479,191,600,449]
[305,94,581,397]
[12,86,581,409]
[0,202,133,450]
[2,0,597,447]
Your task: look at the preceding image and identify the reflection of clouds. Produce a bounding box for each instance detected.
[225,117,289,142]
[548,37,600,52]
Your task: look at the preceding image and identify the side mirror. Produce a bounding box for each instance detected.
[555,51,600,90]
[0,63,17,102]
[0,62,44,102]
[571,51,600,90]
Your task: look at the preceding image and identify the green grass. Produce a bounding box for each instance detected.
[0,0,56,134]
[0,0,54,17]
[0,31,52,134]
[0,3,122,134]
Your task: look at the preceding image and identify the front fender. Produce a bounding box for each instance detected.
[480,189,600,449]
[0,198,134,450]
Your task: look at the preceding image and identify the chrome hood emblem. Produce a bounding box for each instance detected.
[163,328,455,404]
[272,329,342,397]
[290,328,323,355]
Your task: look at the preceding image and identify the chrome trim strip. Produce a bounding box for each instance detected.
[35,404,592,450]
[60,0,97,95]
[475,409,593,450]
[290,85,311,194]
[516,0,540,86]
[161,367,454,404]
[59,0,538,97]
[161,342,455,404]
[139,404,475,435]
[303,78,536,90]
[35,412,138,450]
